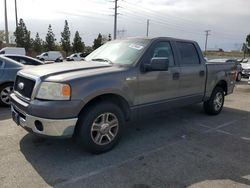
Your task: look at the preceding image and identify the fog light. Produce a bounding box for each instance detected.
[35,120,43,131]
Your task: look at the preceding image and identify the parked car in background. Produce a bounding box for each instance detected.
[239,58,250,78]
[36,51,63,62]
[66,52,89,61]
[0,47,26,55]
[208,58,242,81]
[2,54,44,66]
[0,56,24,106]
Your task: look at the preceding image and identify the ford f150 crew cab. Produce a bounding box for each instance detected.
[10,37,237,153]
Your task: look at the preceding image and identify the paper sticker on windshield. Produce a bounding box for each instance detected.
[129,44,144,50]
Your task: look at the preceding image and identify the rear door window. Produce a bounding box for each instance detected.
[176,42,200,65]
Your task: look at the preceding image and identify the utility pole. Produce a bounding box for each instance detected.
[113,0,118,40]
[15,0,18,28]
[4,0,9,45]
[146,19,149,37]
[204,30,211,55]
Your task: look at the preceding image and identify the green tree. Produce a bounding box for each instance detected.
[33,32,43,54]
[14,18,32,51]
[246,33,250,54]
[45,24,56,51]
[85,46,93,53]
[72,31,85,52]
[0,31,5,48]
[93,33,103,50]
[61,20,71,55]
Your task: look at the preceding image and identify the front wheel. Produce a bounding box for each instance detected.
[0,83,13,107]
[203,87,225,115]
[77,102,124,154]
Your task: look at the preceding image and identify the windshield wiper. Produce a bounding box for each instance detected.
[91,58,113,65]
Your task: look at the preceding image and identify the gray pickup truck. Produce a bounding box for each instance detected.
[10,37,236,153]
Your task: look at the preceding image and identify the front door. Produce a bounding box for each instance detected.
[137,41,181,111]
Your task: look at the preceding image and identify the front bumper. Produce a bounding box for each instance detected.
[11,105,78,138]
[10,92,81,138]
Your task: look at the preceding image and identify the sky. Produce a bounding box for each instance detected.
[0,0,250,51]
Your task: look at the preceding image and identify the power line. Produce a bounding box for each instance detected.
[121,0,244,39]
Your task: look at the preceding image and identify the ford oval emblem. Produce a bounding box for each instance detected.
[18,82,24,90]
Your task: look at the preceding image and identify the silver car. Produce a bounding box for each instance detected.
[0,56,23,106]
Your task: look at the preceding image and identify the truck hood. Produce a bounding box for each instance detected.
[19,61,113,79]
[241,63,250,70]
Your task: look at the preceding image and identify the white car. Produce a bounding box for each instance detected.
[37,51,63,62]
[66,52,88,61]
[0,47,26,55]
[240,59,250,78]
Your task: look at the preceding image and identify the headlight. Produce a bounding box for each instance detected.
[36,82,71,100]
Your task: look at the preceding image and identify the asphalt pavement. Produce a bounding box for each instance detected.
[0,80,249,188]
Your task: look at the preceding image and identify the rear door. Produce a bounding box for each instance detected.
[175,42,206,100]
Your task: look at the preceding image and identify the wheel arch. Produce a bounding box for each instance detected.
[79,93,131,121]
[215,80,228,95]
[0,81,14,88]
[74,93,131,136]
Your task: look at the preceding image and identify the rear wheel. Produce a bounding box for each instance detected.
[77,102,124,154]
[0,83,13,107]
[203,87,224,115]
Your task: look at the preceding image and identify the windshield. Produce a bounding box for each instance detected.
[85,39,150,65]
[70,54,77,57]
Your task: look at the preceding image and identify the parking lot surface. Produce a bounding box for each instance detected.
[0,80,249,188]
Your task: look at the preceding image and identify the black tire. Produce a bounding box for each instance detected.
[77,102,124,154]
[203,87,225,115]
[236,73,242,82]
[0,83,13,107]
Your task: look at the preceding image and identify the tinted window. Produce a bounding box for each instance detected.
[146,42,175,66]
[7,56,41,65]
[177,42,200,65]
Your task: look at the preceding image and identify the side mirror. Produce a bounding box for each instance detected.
[144,57,169,71]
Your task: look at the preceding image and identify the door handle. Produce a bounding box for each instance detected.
[199,70,205,77]
[173,72,180,80]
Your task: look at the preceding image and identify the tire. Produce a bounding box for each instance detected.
[0,83,13,107]
[77,102,124,154]
[203,87,225,115]
[236,73,242,82]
